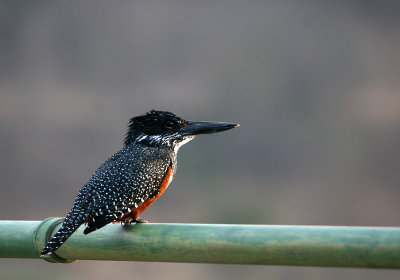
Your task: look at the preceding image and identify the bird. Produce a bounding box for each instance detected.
[40,110,239,256]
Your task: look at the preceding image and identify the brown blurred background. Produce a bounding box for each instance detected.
[1,1,399,279]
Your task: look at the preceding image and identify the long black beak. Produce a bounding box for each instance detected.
[179,120,239,136]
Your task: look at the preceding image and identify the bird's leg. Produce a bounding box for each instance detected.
[121,217,135,224]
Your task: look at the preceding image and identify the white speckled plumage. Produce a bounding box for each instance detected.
[41,110,238,256]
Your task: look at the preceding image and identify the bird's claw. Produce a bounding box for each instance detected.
[133,217,148,223]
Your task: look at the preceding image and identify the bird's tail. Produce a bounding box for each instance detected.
[40,210,90,256]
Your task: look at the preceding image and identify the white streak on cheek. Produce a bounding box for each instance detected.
[137,135,147,142]
[149,135,162,142]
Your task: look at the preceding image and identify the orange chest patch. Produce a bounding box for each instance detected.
[134,165,172,213]
[114,165,173,223]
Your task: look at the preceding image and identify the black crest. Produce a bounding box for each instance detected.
[124,110,187,146]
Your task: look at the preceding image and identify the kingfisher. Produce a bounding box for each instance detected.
[40,110,239,256]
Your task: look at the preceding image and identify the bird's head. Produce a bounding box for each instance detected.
[124,110,239,150]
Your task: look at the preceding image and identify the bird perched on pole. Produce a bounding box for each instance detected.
[41,110,239,256]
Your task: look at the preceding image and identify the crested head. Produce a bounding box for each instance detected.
[124,110,188,147]
[124,110,239,150]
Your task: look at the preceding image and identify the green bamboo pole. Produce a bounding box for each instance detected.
[0,218,399,268]
[0,220,42,258]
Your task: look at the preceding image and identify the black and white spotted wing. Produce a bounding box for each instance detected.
[40,144,172,256]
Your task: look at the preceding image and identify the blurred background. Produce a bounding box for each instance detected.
[1,1,399,279]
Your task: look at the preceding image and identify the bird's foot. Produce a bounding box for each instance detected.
[133,217,148,223]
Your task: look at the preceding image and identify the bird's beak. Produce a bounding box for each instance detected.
[179,121,239,136]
